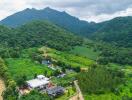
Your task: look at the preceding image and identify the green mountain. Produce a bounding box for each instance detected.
[0,7,97,36]
[0,21,82,51]
[91,17,132,47]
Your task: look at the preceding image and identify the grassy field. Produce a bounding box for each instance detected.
[5,58,53,80]
[70,46,99,60]
[39,47,95,68]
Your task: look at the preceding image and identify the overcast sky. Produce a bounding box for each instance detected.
[1,0,132,22]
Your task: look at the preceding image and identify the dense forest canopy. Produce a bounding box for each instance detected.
[0,20,83,52]
[77,65,124,94]
[92,17,132,47]
[95,42,132,65]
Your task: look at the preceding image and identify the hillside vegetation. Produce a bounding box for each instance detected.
[39,46,94,68]
[0,20,82,53]
[70,46,99,60]
[92,17,132,47]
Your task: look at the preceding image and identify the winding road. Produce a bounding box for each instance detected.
[69,80,84,100]
[0,79,5,100]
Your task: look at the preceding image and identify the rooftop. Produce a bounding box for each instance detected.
[47,86,64,95]
[27,75,49,88]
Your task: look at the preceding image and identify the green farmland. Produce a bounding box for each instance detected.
[5,58,53,80]
[39,47,95,68]
[70,46,99,60]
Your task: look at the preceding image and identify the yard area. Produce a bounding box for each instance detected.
[5,58,53,80]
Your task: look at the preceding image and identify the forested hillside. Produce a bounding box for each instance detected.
[0,20,83,58]
[92,17,132,47]
[16,21,83,50]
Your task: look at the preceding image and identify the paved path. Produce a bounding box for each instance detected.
[69,81,84,100]
[0,79,5,100]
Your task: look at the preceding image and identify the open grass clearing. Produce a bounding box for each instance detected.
[5,58,53,80]
[70,46,99,60]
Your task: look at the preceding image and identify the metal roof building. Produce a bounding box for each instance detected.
[26,75,49,89]
[47,86,64,97]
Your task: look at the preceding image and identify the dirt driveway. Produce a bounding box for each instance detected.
[69,81,84,100]
[0,79,5,100]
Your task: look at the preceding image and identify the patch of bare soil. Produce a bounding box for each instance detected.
[0,79,5,100]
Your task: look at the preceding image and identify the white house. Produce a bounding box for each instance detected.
[26,75,50,89]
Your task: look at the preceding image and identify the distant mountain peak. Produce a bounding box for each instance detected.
[24,8,37,11]
[44,7,52,10]
[62,11,68,14]
[25,8,30,10]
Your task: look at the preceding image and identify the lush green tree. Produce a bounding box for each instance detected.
[62,67,66,73]
[44,70,48,76]
[16,75,27,87]
[31,53,43,63]
[53,69,61,76]
[74,66,81,72]
[34,73,37,79]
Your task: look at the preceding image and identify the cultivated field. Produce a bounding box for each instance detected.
[5,58,53,80]
[70,46,99,60]
[39,47,95,68]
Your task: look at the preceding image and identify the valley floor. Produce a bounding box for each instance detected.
[0,79,5,100]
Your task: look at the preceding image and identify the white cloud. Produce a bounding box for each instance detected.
[82,8,132,22]
[0,0,27,19]
[0,0,132,22]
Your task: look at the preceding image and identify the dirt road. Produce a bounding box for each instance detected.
[69,81,84,100]
[0,79,5,100]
